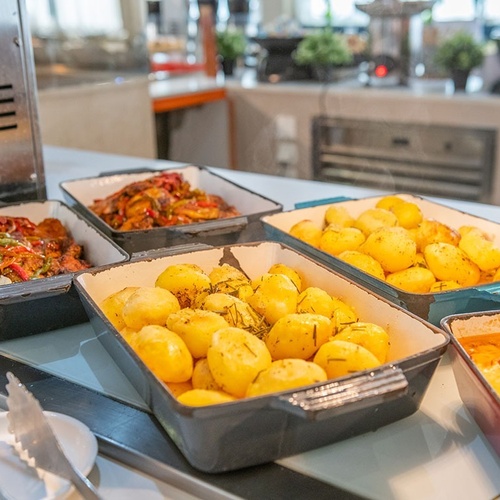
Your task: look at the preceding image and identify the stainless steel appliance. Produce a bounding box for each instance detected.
[312,116,496,203]
[0,0,46,202]
[356,0,435,86]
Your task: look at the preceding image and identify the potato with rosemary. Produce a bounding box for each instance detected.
[289,219,322,247]
[166,308,229,359]
[155,263,211,308]
[177,389,237,406]
[121,286,180,330]
[319,226,366,256]
[296,287,335,318]
[267,263,303,292]
[191,358,222,391]
[414,219,461,251]
[458,226,500,272]
[245,359,327,397]
[389,201,423,229]
[324,205,355,227]
[208,264,251,295]
[333,322,390,363]
[265,313,332,360]
[207,327,272,398]
[133,325,193,383]
[353,208,398,236]
[331,297,358,334]
[424,242,480,287]
[337,250,386,280]
[100,286,139,330]
[361,226,417,273]
[313,339,381,379]
[386,266,436,293]
[247,273,299,325]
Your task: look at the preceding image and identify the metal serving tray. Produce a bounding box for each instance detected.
[74,241,449,473]
[440,310,500,457]
[261,193,500,326]
[60,166,283,254]
[0,200,128,337]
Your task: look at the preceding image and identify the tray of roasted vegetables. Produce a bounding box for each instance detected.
[0,200,128,337]
[60,166,282,254]
[74,240,448,473]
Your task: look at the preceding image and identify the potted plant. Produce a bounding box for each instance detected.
[293,28,353,82]
[216,28,246,76]
[434,31,484,91]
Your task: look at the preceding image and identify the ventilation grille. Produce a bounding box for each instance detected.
[0,83,17,133]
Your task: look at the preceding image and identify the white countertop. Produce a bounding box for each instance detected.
[2,145,500,500]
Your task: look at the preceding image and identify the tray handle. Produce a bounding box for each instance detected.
[167,216,249,237]
[271,365,408,420]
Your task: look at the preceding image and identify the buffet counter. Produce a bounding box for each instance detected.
[0,146,499,500]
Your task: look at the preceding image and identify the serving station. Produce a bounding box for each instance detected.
[0,146,498,500]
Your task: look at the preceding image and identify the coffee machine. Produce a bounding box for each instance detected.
[356,0,436,86]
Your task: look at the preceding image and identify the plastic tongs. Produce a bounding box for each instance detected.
[5,372,101,500]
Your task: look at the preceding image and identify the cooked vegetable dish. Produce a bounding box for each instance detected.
[89,171,240,231]
[0,215,91,284]
[459,333,500,395]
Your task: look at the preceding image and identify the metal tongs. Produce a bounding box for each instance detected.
[5,372,102,500]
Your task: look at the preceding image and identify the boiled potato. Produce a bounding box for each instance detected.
[155,263,211,308]
[390,201,423,229]
[353,208,398,236]
[166,381,193,398]
[415,219,461,251]
[361,226,417,273]
[177,389,237,406]
[331,297,358,334]
[289,219,322,247]
[313,339,381,379]
[247,273,299,325]
[120,327,139,347]
[245,359,327,397]
[191,358,222,391]
[333,322,390,363]
[100,286,139,330]
[133,325,193,383]
[424,242,480,287]
[198,293,265,332]
[319,226,366,256]
[207,327,272,397]
[386,266,436,293]
[324,205,355,227]
[267,263,303,292]
[208,264,250,295]
[166,308,229,358]
[337,250,386,280]
[265,313,332,360]
[458,227,500,271]
[375,195,405,211]
[297,287,335,318]
[122,287,180,330]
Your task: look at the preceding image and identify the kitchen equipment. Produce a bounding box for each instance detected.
[355,0,436,86]
[0,0,46,202]
[5,371,101,499]
[60,166,282,254]
[74,240,448,473]
[312,116,496,203]
[261,193,500,326]
[0,200,128,338]
[440,310,500,457]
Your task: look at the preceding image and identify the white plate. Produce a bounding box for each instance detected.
[0,411,98,500]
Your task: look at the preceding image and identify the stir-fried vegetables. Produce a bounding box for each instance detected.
[0,216,91,285]
[89,171,241,231]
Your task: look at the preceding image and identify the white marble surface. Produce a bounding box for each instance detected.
[2,146,499,500]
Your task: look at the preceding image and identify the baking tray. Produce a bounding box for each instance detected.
[440,310,500,457]
[74,241,449,473]
[60,166,283,254]
[0,200,128,337]
[261,193,500,326]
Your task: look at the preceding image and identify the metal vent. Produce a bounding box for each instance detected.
[0,0,46,203]
[312,116,496,203]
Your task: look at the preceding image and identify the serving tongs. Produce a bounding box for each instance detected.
[5,372,101,500]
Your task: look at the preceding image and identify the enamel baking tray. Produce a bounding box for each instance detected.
[60,166,282,254]
[261,193,500,326]
[0,200,128,337]
[441,310,500,457]
[74,241,449,473]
